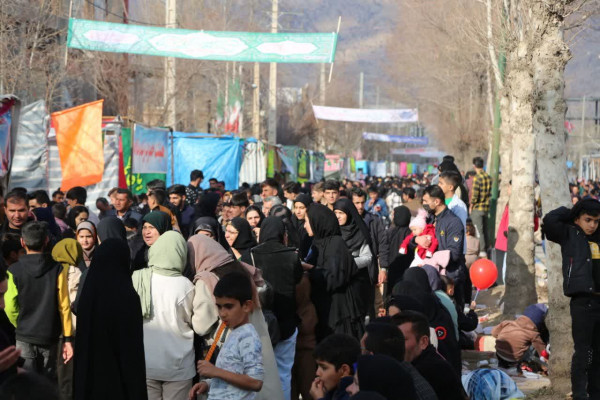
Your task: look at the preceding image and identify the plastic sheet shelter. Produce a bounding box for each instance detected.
[9,100,48,191]
[239,139,266,186]
[168,132,243,190]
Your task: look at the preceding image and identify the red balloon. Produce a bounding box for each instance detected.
[470,259,498,290]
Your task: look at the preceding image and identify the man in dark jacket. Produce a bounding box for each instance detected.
[251,217,303,400]
[543,199,600,400]
[393,311,467,400]
[416,185,468,307]
[362,320,438,400]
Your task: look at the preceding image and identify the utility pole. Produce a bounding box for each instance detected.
[239,64,244,136]
[164,0,177,128]
[268,0,278,144]
[316,63,327,152]
[253,63,260,139]
[359,72,364,108]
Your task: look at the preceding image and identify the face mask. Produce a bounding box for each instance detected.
[423,204,435,214]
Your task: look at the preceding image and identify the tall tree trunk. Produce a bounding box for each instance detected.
[531,0,573,393]
[496,93,512,228]
[504,42,538,315]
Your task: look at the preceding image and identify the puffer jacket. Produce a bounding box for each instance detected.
[542,206,599,296]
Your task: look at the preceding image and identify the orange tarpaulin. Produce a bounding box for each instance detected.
[51,100,104,191]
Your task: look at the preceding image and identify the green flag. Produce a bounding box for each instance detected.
[68,18,338,63]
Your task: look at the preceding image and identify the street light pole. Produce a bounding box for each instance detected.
[267,0,278,144]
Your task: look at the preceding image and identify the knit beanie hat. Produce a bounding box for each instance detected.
[409,208,428,230]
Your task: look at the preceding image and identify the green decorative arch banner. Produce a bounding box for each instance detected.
[68,18,338,63]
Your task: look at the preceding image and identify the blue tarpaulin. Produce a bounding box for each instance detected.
[168,132,243,190]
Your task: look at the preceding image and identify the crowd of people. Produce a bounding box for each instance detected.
[0,153,593,400]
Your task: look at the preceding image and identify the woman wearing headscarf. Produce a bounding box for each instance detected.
[72,217,127,316]
[187,233,284,400]
[269,204,302,251]
[130,211,172,271]
[52,238,84,400]
[346,354,417,400]
[189,216,231,252]
[333,198,375,320]
[96,216,127,242]
[393,268,461,375]
[304,203,366,341]
[291,194,313,260]
[421,264,459,340]
[245,204,265,239]
[385,206,414,291]
[225,217,257,265]
[333,198,376,284]
[76,221,97,268]
[251,217,303,400]
[33,207,62,242]
[193,192,221,220]
[131,231,195,399]
[73,239,147,400]
[67,206,90,233]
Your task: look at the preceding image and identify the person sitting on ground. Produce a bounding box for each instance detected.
[492,303,549,373]
[309,333,361,400]
[392,311,467,400]
[189,272,264,400]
